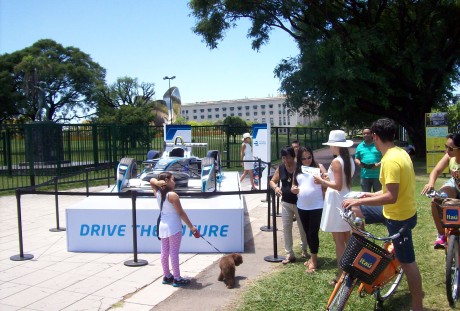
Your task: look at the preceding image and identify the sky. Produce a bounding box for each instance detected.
[0,0,299,104]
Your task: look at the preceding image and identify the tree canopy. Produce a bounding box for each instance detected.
[189,0,460,154]
[0,39,106,123]
[94,76,164,125]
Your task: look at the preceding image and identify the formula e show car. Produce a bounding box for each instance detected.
[116,138,222,193]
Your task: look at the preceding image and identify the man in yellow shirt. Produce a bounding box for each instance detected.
[342,118,423,311]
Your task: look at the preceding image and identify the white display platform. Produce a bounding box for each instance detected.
[66,172,244,253]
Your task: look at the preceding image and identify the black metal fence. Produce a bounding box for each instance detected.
[0,124,327,191]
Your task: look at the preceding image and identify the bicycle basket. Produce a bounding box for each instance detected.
[340,233,392,284]
[442,199,460,228]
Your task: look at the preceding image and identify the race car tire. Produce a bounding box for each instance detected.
[118,157,137,180]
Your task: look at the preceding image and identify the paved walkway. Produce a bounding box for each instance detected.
[0,147,344,311]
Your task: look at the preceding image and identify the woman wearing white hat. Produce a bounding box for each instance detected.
[313,130,355,286]
[240,133,257,190]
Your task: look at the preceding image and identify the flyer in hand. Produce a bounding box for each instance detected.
[344,191,365,199]
[301,166,321,176]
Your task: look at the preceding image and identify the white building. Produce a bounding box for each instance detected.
[181,96,315,127]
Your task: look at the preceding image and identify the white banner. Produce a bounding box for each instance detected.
[252,123,270,190]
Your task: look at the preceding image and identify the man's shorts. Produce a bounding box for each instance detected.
[360,205,417,264]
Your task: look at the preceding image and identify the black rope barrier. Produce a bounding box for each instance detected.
[10,189,34,261]
[11,161,271,261]
[49,176,65,232]
[124,191,148,267]
[264,189,284,263]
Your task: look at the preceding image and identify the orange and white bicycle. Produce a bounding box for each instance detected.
[326,207,405,311]
[425,189,460,308]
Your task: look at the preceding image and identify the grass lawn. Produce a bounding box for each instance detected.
[231,159,451,311]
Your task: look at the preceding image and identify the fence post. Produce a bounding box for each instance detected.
[10,189,34,261]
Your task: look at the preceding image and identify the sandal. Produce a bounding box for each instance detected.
[281,256,296,265]
[304,260,317,273]
[301,251,311,259]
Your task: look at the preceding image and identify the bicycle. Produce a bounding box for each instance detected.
[425,189,460,308]
[326,205,405,311]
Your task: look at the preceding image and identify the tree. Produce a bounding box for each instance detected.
[95,76,160,125]
[189,0,460,155]
[0,39,106,123]
[223,116,248,142]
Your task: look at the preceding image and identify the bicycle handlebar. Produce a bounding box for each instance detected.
[338,206,405,242]
[425,189,448,200]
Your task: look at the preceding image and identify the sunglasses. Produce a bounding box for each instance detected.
[445,145,460,152]
[301,156,312,160]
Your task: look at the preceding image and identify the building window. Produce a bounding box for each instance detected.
[245,106,250,110]
[261,111,266,115]
[216,114,219,118]
[215,107,219,111]
[222,107,227,111]
[231,113,234,116]
[200,109,204,112]
[246,112,250,116]
[261,105,265,109]
[208,108,212,112]
[237,106,242,110]
[208,115,212,119]
[270,111,273,115]
[254,111,258,116]
[253,105,258,109]
[238,113,242,116]
[270,117,274,125]
[194,116,197,119]
[269,104,273,108]
[230,107,234,111]
[262,118,266,123]
[193,109,197,113]
[223,113,227,117]
[201,115,205,119]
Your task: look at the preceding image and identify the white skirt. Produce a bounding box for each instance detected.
[320,188,350,232]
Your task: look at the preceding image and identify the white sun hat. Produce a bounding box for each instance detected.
[242,133,252,141]
[322,130,354,147]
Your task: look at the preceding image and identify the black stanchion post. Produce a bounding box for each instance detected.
[260,187,274,232]
[50,176,65,232]
[264,187,284,263]
[11,189,34,261]
[260,166,272,203]
[125,191,148,267]
[276,191,281,216]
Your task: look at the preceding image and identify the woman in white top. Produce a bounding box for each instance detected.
[150,172,200,287]
[291,146,326,273]
[240,132,257,190]
[313,130,355,285]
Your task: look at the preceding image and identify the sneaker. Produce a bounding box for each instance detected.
[434,235,447,250]
[162,275,174,285]
[173,277,191,287]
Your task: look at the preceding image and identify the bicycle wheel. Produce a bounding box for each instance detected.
[375,267,404,302]
[327,274,357,311]
[446,234,460,307]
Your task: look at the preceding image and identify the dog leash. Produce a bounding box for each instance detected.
[200,235,223,254]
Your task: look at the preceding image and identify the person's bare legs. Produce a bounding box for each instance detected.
[248,170,257,189]
[240,170,248,183]
[332,231,351,280]
[400,261,423,311]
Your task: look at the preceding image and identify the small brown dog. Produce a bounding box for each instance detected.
[218,253,243,289]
